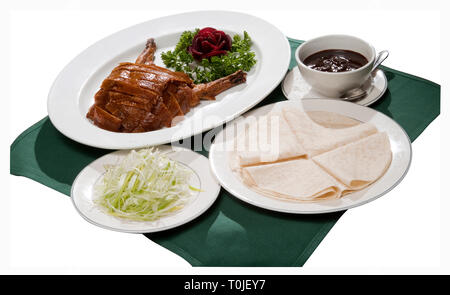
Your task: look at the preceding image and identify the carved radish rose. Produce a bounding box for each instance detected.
[188,27,232,61]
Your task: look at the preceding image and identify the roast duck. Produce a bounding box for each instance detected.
[86,38,247,133]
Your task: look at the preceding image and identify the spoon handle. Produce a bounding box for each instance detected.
[373,50,389,71]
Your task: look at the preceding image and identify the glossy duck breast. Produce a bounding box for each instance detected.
[86,38,247,133]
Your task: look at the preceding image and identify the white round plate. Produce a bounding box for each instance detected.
[71,146,220,233]
[48,11,290,150]
[209,99,411,214]
[282,66,388,106]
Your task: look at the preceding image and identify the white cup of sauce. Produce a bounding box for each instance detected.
[295,34,376,97]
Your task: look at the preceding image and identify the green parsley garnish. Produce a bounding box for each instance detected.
[161,30,257,84]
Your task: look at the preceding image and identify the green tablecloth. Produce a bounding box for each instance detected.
[10,38,440,266]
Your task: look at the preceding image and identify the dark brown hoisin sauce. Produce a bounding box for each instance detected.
[303,49,368,73]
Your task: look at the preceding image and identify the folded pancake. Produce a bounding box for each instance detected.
[230,107,392,203]
[307,111,361,129]
[312,132,392,191]
[282,107,377,157]
[233,111,307,167]
[239,159,343,202]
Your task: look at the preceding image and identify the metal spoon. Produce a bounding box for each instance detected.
[340,50,389,101]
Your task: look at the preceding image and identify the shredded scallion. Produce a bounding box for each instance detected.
[94,148,196,221]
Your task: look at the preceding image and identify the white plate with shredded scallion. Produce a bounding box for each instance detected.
[71,145,220,233]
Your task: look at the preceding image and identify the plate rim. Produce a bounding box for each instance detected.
[209,98,412,214]
[47,10,291,150]
[70,146,221,233]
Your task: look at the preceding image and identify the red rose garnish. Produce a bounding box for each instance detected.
[188,27,232,61]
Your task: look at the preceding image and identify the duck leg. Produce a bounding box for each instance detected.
[135,38,157,65]
[193,70,247,100]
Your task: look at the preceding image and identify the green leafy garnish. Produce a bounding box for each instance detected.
[161,29,257,84]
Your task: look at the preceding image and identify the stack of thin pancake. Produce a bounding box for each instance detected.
[231,107,392,202]
[86,62,200,133]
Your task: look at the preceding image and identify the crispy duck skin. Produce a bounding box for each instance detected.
[87,105,122,132]
[86,38,247,133]
[113,62,193,84]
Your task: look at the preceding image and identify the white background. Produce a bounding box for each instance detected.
[3,0,449,274]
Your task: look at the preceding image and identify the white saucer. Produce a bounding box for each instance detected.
[282,66,388,106]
